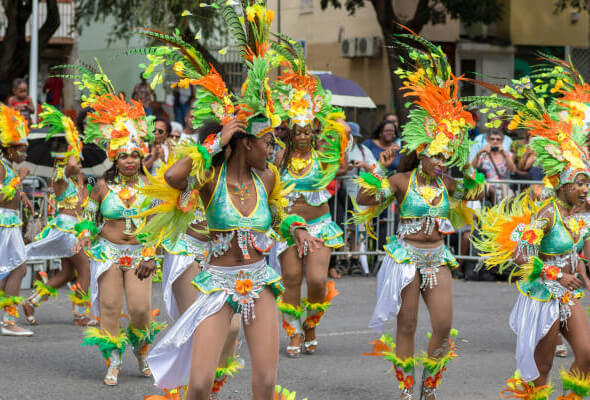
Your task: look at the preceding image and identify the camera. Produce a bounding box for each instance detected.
[491,146,499,152]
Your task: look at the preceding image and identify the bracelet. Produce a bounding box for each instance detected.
[289,221,308,240]
[76,229,91,240]
[202,131,223,157]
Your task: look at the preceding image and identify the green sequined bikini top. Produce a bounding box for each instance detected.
[539,200,580,256]
[400,169,450,219]
[280,150,323,192]
[100,180,146,221]
[0,157,18,187]
[55,177,80,210]
[205,162,271,233]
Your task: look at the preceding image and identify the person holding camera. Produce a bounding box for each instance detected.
[472,129,518,204]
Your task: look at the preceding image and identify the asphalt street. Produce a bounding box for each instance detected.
[1,276,585,400]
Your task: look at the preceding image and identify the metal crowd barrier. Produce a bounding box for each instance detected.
[328,175,544,266]
[20,176,61,289]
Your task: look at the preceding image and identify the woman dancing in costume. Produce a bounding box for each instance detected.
[271,39,348,357]
[0,104,33,337]
[474,63,590,399]
[22,104,95,326]
[136,6,320,398]
[68,64,165,386]
[355,33,485,400]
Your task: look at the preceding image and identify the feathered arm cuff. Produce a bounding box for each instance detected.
[174,135,221,184]
[353,171,393,203]
[280,214,308,247]
[454,166,486,200]
[74,219,99,240]
[512,256,562,282]
[0,177,21,201]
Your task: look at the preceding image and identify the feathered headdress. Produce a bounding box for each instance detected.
[36,103,82,164]
[0,104,29,147]
[393,26,474,168]
[134,0,279,138]
[56,62,154,160]
[466,59,590,187]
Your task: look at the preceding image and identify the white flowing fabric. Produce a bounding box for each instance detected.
[26,218,78,260]
[148,279,230,389]
[162,252,196,321]
[268,243,281,274]
[0,225,27,281]
[368,255,416,333]
[509,293,559,382]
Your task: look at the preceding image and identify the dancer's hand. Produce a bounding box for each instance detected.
[73,238,91,253]
[558,273,583,291]
[135,259,156,280]
[379,148,397,168]
[294,229,322,258]
[220,119,247,146]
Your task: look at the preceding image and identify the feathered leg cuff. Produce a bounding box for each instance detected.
[277,299,304,337]
[212,356,244,394]
[82,327,128,364]
[500,370,554,400]
[558,368,590,399]
[302,280,339,329]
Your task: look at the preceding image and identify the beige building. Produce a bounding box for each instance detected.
[268,0,589,129]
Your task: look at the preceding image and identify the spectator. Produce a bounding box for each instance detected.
[170,121,183,143]
[42,71,64,108]
[179,111,198,143]
[173,85,194,127]
[363,120,401,173]
[150,100,170,121]
[469,124,512,163]
[382,112,399,131]
[144,117,171,172]
[7,78,35,124]
[343,122,375,276]
[132,73,155,115]
[471,129,518,204]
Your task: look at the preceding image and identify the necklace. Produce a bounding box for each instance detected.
[415,175,444,205]
[417,165,434,185]
[289,157,312,174]
[110,174,141,234]
[233,184,250,203]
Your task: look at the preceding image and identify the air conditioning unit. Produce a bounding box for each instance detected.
[356,36,382,57]
[340,38,357,58]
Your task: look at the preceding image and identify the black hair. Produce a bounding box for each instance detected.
[397,150,419,173]
[12,78,27,90]
[76,107,92,137]
[154,117,171,135]
[371,120,396,139]
[383,112,397,121]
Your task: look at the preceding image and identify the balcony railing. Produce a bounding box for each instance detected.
[0,0,75,44]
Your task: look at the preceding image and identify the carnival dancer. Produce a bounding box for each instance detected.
[474,62,590,399]
[355,32,484,400]
[0,104,33,337]
[21,104,95,326]
[66,64,165,386]
[271,37,349,357]
[135,5,321,399]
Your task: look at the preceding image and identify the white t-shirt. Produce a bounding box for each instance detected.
[344,143,377,196]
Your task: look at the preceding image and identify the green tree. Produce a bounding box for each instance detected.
[74,0,229,76]
[320,0,503,125]
[0,0,60,85]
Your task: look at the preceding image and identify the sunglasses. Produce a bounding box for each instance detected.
[154,128,166,134]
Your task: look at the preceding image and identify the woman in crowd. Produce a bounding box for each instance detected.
[356,33,484,400]
[363,120,401,174]
[68,65,165,386]
[471,128,519,204]
[144,117,172,172]
[475,67,590,398]
[272,40,349,358]
[22,104,95,326]
[0,104,32,336]
[135,6,321,399]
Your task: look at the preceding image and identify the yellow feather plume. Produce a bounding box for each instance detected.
[0,104,29,147]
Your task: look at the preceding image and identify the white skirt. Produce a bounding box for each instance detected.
[509,293,559,382]
[162,252,198,321]
[26,216,78,260]
[0,224,26,281]
[148,259,278,389]
[368,255,416,333]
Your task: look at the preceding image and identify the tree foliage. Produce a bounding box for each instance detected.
[553,0,590,12]
[74,0,230,75]
[0,0,60,88]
